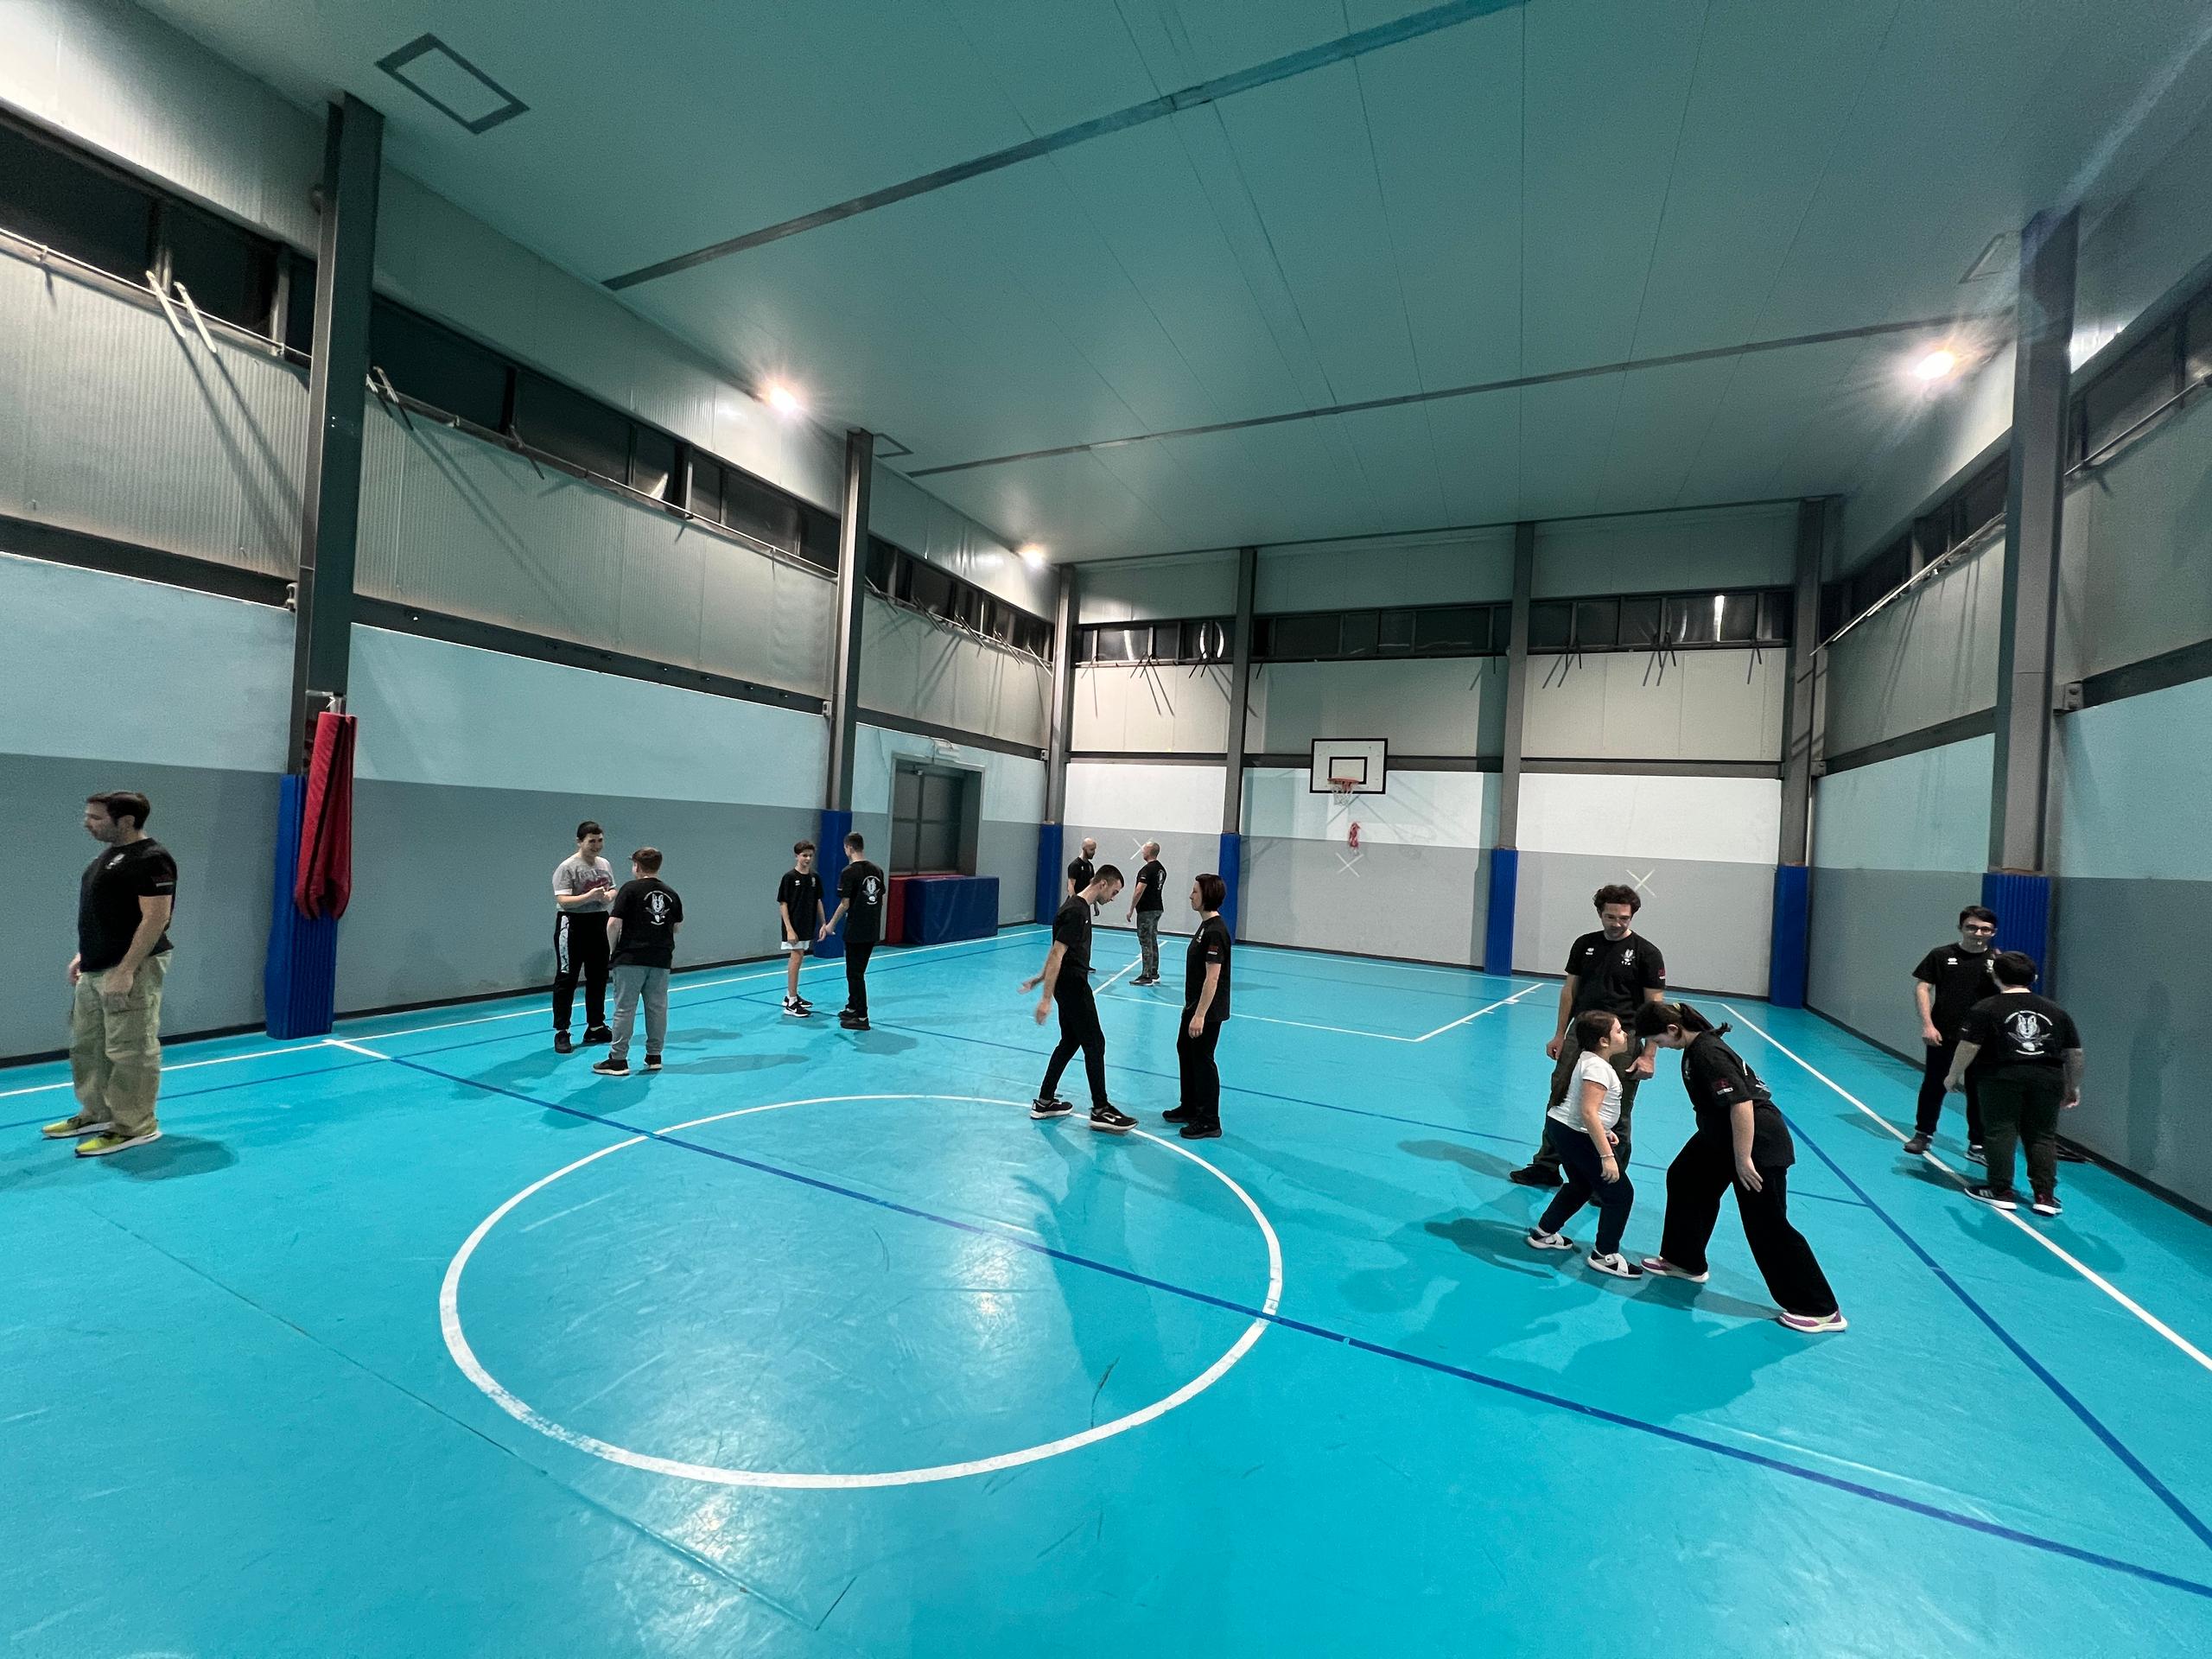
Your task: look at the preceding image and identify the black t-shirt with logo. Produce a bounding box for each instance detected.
[838,860,887,946]
[777,868,823,939]
[1681,1032,1795,1168]
[610,877,683,969]
[1067,855,1095,895]
[1052,896,1093,982]
[1914,944,2000,1039]
[1133,860,1166,915]
[1185,914,1232,1022]
[78,838,178,972]
[1565,931,1666,1018]
[1961,993,2080,1071]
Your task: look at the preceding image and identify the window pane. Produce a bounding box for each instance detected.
[2187,289,2212,385]
[1619,596,1662,648]
[283,254,317,356]
[1716,593,1758,643]
[1270,613,1340,658]
[1953,459,2008,546]
[1573,599,1618,650]
[629,426,675,499]
[1528,601,1573,652]
[893,766,921,817]
[1414,606,1479,652]
[865,536,897,594]
[1339,612,1380,657]
[1250,618,1274,658]
[516,372,632,480]
[799,506,840,571]
[2082,327,2178,456]
[688,460,722,523]
[1757,591,1790,643]
[371,303,509,429]
[987,601,1014,643]
[907,560,953,615]
[0,119,155,280]
[721,467,802,553]
[1073,626,1095,664]
[1377,609,1414,652]
[919,771,962,820]
[164,200,275,332]
[1666,594,1719,645]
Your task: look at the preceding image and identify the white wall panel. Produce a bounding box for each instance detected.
[1078,550,1240,621]
[1242,766,1491,849]
[1257,528,1515,609]
[0,552,291,772]
[1535,505,1796,596]
[2058,390,2212,682]
[1065,761,1225,837]
[1823,543,2001,753]
[349,626,824,805]
[1524,648,1782,762]
[858,598,1049,750]
[1521,772,1781,864]
[1071,663,1232,753]
[1255,658,1504,754]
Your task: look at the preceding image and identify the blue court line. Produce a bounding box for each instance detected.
[1726,1032,2212,1559]
[372,1045,2212,1604]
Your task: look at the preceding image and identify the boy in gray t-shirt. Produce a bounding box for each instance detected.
[552,820,617,1052]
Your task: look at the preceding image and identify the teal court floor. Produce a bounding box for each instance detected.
[4,927,2211,1657]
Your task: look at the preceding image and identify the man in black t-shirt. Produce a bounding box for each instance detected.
[1163,873,1233,1140]
[823,831,887,1030]
[1022,865,1134,1135]
[594,848,683,1077]
[1904,905,2000,1156]
[45,791,177,1155]
[1127,841,1166,985]
[1947,951,2083,1215]
[777,841,824,1018]
[1510,884,1668,1187]
[1067,837,1097,901]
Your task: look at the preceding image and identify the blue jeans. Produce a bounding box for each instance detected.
[1536,1116,1635,1255]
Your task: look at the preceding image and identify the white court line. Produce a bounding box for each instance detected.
[1720,1003,2212,1376]
[0,1042,319,1100]
[1102,977,1542,1046]
[1412,981,1549,1043]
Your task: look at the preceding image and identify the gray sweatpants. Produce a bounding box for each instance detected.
[609,964,669,1064]
[1135,911,1162,980]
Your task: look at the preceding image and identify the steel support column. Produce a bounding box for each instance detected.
[1037,565,1077,922]
[1482,523,1535,973]
[1217,545,1258,938]
[823,428,874,814]
[1770,497,1831,1007]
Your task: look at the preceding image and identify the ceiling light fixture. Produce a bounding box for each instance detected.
[1019,545,1047,568]
[765,383,802,416]
[1911,347,1959,385]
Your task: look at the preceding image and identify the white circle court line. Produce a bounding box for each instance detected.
[440,1093,1285,1489]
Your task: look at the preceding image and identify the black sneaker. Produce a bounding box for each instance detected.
[1178,1120,1222,1140]
[1089,1104,1137,1135]
[783,996,811,1018]
[839,1014,870,1031]
[2031,1192,2063,1217]
[1965,1142,1986,1164]
[1162,1105,1196,1124]
[642,1053,662,1071]
[1965,1183,2018,1211]
[591,1058,631,1077]
[1130,976,1159,987]
[1030,1096,1075,1120]
[582,1025,613,1046]
[1508,1165,1564,1188]
[1901,1132,1930,1154]
[553,1032,575,1054]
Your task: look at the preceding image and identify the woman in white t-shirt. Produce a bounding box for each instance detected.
[1526,1008,1643,1278]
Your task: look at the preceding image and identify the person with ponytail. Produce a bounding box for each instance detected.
[1631,1000,1846,1334]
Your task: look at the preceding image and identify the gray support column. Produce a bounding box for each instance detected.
[1776,498,1828,865]
[1220,545,1259,835]
[1989,208,2077,873]
[1493,523,1535,849]
[823,427,874,811]
[1043,566,1077,823]
[285,95,383,770]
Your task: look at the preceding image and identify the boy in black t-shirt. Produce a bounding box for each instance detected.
[1947,951,2083,1216]
[823,831,887,1030]
[1510,885,1668,1187]
[593,849,683,1077]
[777,842,824,1018]
[1022,865,1134,1135]
[1904,905,1999,1157]
[1127,841,1166,985]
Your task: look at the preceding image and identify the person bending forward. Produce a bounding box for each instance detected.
[1021,866,1135,1135]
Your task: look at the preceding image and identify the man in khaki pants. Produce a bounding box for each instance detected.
[44,791,176,1155]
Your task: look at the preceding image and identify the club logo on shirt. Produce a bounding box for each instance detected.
[862,876,882,905]
[1621,949,1636,966]
[645,892,675,925]
[2003,1009,2056,1055]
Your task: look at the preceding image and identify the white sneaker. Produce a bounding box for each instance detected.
[1640,1255,1709,1283]
[1586,1251,1644,1279]
[1525,1228,1576,1251]
[782,996,811,1018]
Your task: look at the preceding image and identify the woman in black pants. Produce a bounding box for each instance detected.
[1164,874,1232,1141]
[1634,1001,1847,1333]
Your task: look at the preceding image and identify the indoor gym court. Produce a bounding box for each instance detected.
[8,1,2212,1656]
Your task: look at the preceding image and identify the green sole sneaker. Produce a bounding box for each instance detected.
[76,1129,162,1157]
[42,1117,115,1139]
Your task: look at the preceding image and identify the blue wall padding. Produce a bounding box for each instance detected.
[264,772,340,1039]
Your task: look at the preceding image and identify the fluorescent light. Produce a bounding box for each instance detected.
[1019,545,1047,568]
[1911,347,1959,384]
[765,383,802,416]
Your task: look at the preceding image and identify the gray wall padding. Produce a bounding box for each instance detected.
[1805,866,1987,1057]
[1515,850,1771,996]
[2054,875,2212,1212]
[336,779,814,1014]
[1061,826,1223,944]
[3,753,280,1059]
[1240,837,1491,968]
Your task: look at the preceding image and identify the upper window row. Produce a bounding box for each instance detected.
[866,537,1054,661]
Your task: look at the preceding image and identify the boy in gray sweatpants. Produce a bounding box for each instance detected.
[593,848,684,1077]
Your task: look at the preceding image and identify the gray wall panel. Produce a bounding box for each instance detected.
[336,779,811,1014]
[3,753,278,1061]
[2053,875,2212,1212]
[1058,826,1223,945]
[1241,837,1491,968]
[1824,544,2002,755]
[1805,866,1987,1057]
[977,819,1042,927]
[1516,851,1771,996]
